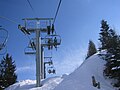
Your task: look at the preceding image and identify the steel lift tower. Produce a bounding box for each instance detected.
[18,18,61,87]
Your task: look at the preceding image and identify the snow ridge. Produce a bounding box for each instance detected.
[54,54,115,90]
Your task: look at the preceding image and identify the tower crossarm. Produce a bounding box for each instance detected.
[22,18,54,20]
[27,28,47,33]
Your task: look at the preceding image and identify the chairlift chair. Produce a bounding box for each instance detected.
[47,65,56,74]
[18,24,30,35]
[49,60,53,65]
[0,28,8,52]
[24,46,36,55]
[47,24,55,35]
[0,43,5,51]
[47,26,51,35]
[28,38,36,50]
[51,24,55,34]
[44,34,61,50]
[44,57,53,65]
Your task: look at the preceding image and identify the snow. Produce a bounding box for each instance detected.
[5,76,63,90]
[6,52,115,90]
[54,54,115,90]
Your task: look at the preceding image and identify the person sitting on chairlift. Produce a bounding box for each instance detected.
[48,69,51,74]
[51,24,54,34]
[30,41,36,50]
[53,69,56,74]
[54,37,57,49]
[48,39,53,50]
[47,26,51,35]
[48,39,51,50]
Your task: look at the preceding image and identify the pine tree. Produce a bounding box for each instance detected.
[0,53,17,89]
[86,40,97,59]
[99,20,110,51]
[102,28,120,87]
[107,29,120,87]
[98,20,120,87]
[103,29,118,77]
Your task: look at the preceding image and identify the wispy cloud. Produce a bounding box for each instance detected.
[16,66,35,73]
[16,46,87,78]
[52,46,87,76]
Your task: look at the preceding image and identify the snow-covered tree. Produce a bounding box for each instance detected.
[99,21,120,87]
[86,40,97,59]
[99,20,110,51]
[107,29,120,87]
[0,53,17,89]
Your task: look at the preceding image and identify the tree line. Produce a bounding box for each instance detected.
[86,20,120,88]
[0,53,17,90]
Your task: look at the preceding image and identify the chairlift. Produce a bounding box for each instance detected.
[51,24,55,34]
[24,46,36,55]
[0,28,8,52]
[47,24,55,35]
[44,60,53,66]
[28,38,36,50]
[44,34,61,50]
[0,46,7,55]
[49,60,53,65]
[44,56,52,60]
[18,24,30,35]
[24,38,36,54]
[47,65,56,74]
[47,26,51,35]
[44,57,53,65]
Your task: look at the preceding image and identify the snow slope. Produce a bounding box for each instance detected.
[6,53,115,90]
[54,53,115,90]
[5,76,63,90]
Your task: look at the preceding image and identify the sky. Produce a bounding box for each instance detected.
[0,0,120,80]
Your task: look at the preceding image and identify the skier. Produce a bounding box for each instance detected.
[54,37,57,50]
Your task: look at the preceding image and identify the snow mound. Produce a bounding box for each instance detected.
[54,54,115,90]
[5,76,63,90]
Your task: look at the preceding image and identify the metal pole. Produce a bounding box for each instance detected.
[44,63,46,79]
[36,29,41,87]
[41,46,44,79]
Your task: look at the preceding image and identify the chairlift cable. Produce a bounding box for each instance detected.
[0,16,31,42]
[27,0,36,15]
[0,16,18,25]
[26,34,31,42]
[53,0,62,24]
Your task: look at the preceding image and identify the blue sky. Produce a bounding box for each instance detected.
[0,0,120,80]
